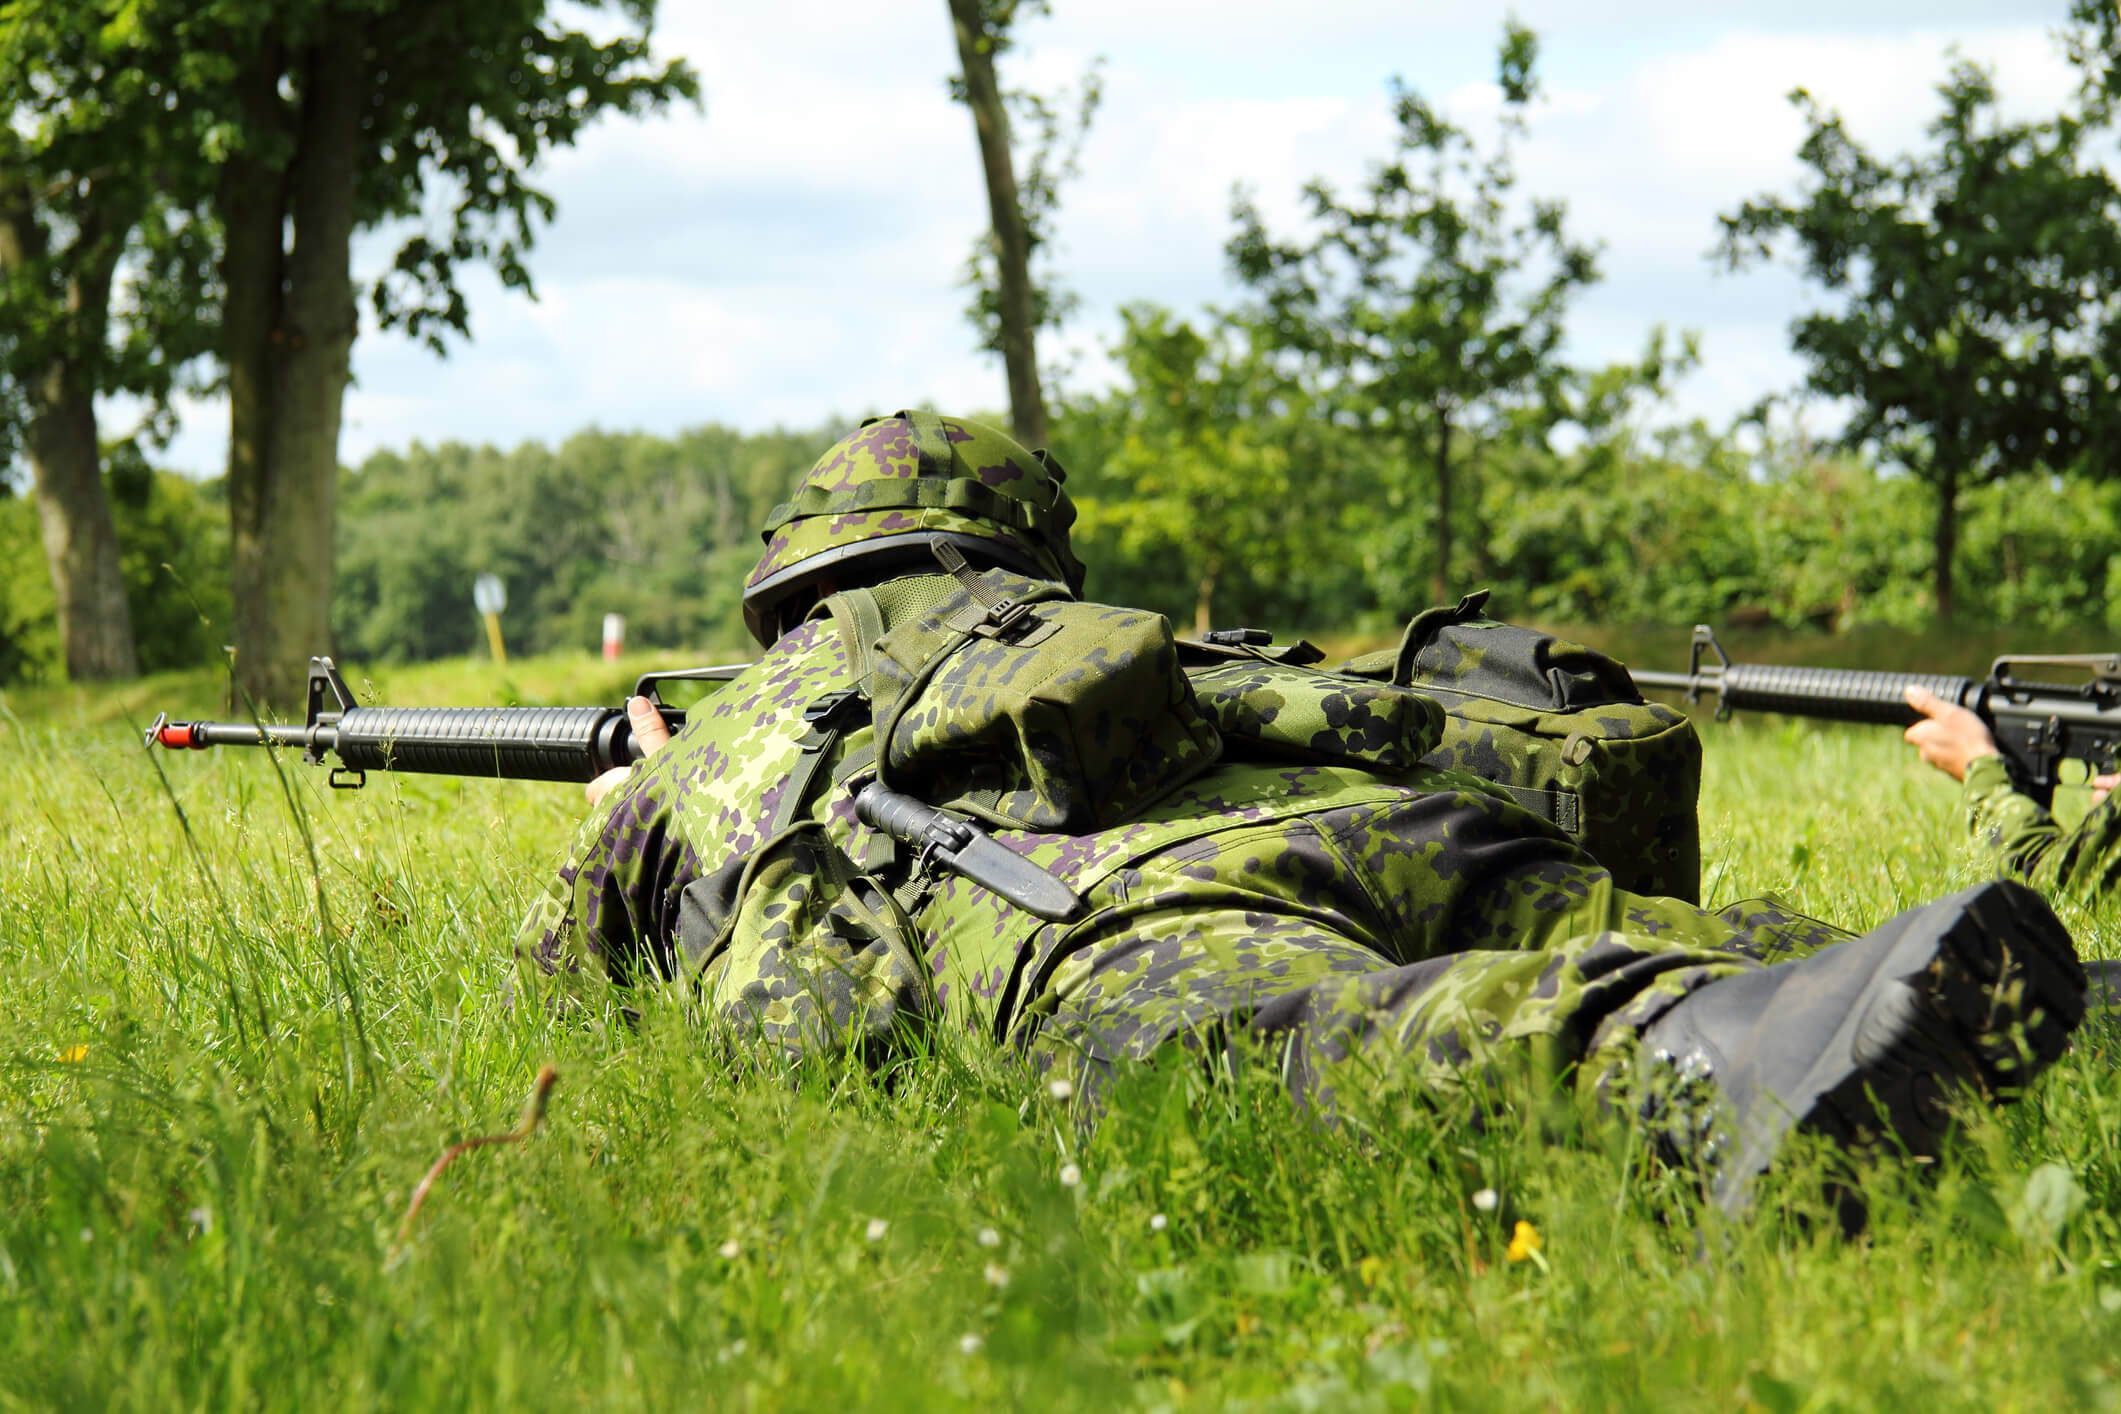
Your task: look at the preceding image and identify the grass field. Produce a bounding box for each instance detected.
[2,640,2118,1411]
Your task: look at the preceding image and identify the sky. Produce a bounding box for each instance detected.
[139,0,2090,476]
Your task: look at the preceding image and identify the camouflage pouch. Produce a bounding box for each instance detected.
[827,554,1222,833]
[1183,652,1444,772]
[1340,590,1703,901]
[682,821,938,1059]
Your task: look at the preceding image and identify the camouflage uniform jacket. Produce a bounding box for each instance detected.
[519,615,1831,1100]
[1961,755,2121,903]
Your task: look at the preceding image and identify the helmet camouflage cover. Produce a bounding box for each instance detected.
[743,409,1087,646]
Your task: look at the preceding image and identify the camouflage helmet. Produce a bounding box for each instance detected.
[742,409,1087,647]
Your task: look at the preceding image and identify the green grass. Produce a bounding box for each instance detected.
[2,650,2119,1410]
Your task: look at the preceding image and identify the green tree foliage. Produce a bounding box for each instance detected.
[2,413,2108,691]
[0,5,217,680]
[332,425,832,666]
[1717,60,2121,619]
[1065,307,1312,635]
[1228,22,1599,605]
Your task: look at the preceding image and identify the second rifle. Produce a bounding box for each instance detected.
[1635,625,2121,807]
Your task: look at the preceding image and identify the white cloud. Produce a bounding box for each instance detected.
[130,1,2097,478]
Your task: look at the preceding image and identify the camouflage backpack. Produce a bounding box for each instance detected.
[1337,590,1702,902]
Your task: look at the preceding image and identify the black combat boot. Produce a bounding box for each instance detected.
[1638,879,2085,1225]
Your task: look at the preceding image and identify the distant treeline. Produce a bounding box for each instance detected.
[2,386,2114,687]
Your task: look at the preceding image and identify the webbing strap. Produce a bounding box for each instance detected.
[929,542,1036,638]
[1495,783,1581,836]
[812,840,935,1012]
[760,476,1064,534]
[931,540,995,605]
[769,689,863,835]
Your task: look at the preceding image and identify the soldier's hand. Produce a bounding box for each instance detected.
[586,696,672,807]
[1903,685,1999,783]
[2093,773,2118,807]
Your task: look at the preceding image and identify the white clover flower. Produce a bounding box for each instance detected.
[718,1238,741,1259]
[1149,1213,1167,1232]
[1058,1162,1082,1188]
[865,1217,890,1243]
[977,1226,1001,1248]
[959,1333,985,1356]
[984,1263,1011,1288]
[1471,1188,1499,1213]
[1047,1077,1074,1100]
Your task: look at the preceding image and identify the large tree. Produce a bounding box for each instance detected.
[1717,61,2121,619]
[0,11,216,680]
[1228,24,1597,606]
[946,0,1099,451]
[170,0,695,707]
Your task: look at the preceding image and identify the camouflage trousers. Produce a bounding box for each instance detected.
[1025,900,1853,1108]
[1007,796,1854,1108]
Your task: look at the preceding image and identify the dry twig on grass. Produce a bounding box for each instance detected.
[391,1065,559,1259]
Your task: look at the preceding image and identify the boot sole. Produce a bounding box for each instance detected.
[1712,880,2085,1221]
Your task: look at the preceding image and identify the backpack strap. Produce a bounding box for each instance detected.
[931,541,1045,639]
[767,687,865,835]
[825,588,890,688]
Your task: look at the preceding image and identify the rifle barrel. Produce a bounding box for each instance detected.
[149,703,659,784]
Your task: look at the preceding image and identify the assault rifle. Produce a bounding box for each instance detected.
[145,655,1083,918]
[146,656,743,788]
[1634,626,2121,808]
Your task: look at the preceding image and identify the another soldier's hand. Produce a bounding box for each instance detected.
[1903,685,1998,783]
[585,696,672,807]
[2093,773,2118,807]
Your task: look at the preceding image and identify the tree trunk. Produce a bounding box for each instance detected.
[1431,406,1455,605]
[25,366,136,680]
[1193,562,1217,638]
[0,168,138,680]
[947,0,1048,450]
[1466,437,1495,582]
[224,34,361,710]
[1932,456,1959,621]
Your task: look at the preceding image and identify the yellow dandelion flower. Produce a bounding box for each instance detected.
[57,1045,87,1063]
[1505,1220,1543,1264]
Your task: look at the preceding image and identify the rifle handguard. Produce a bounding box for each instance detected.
[1710,663,1979,726]
[1632,625,1976,725]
